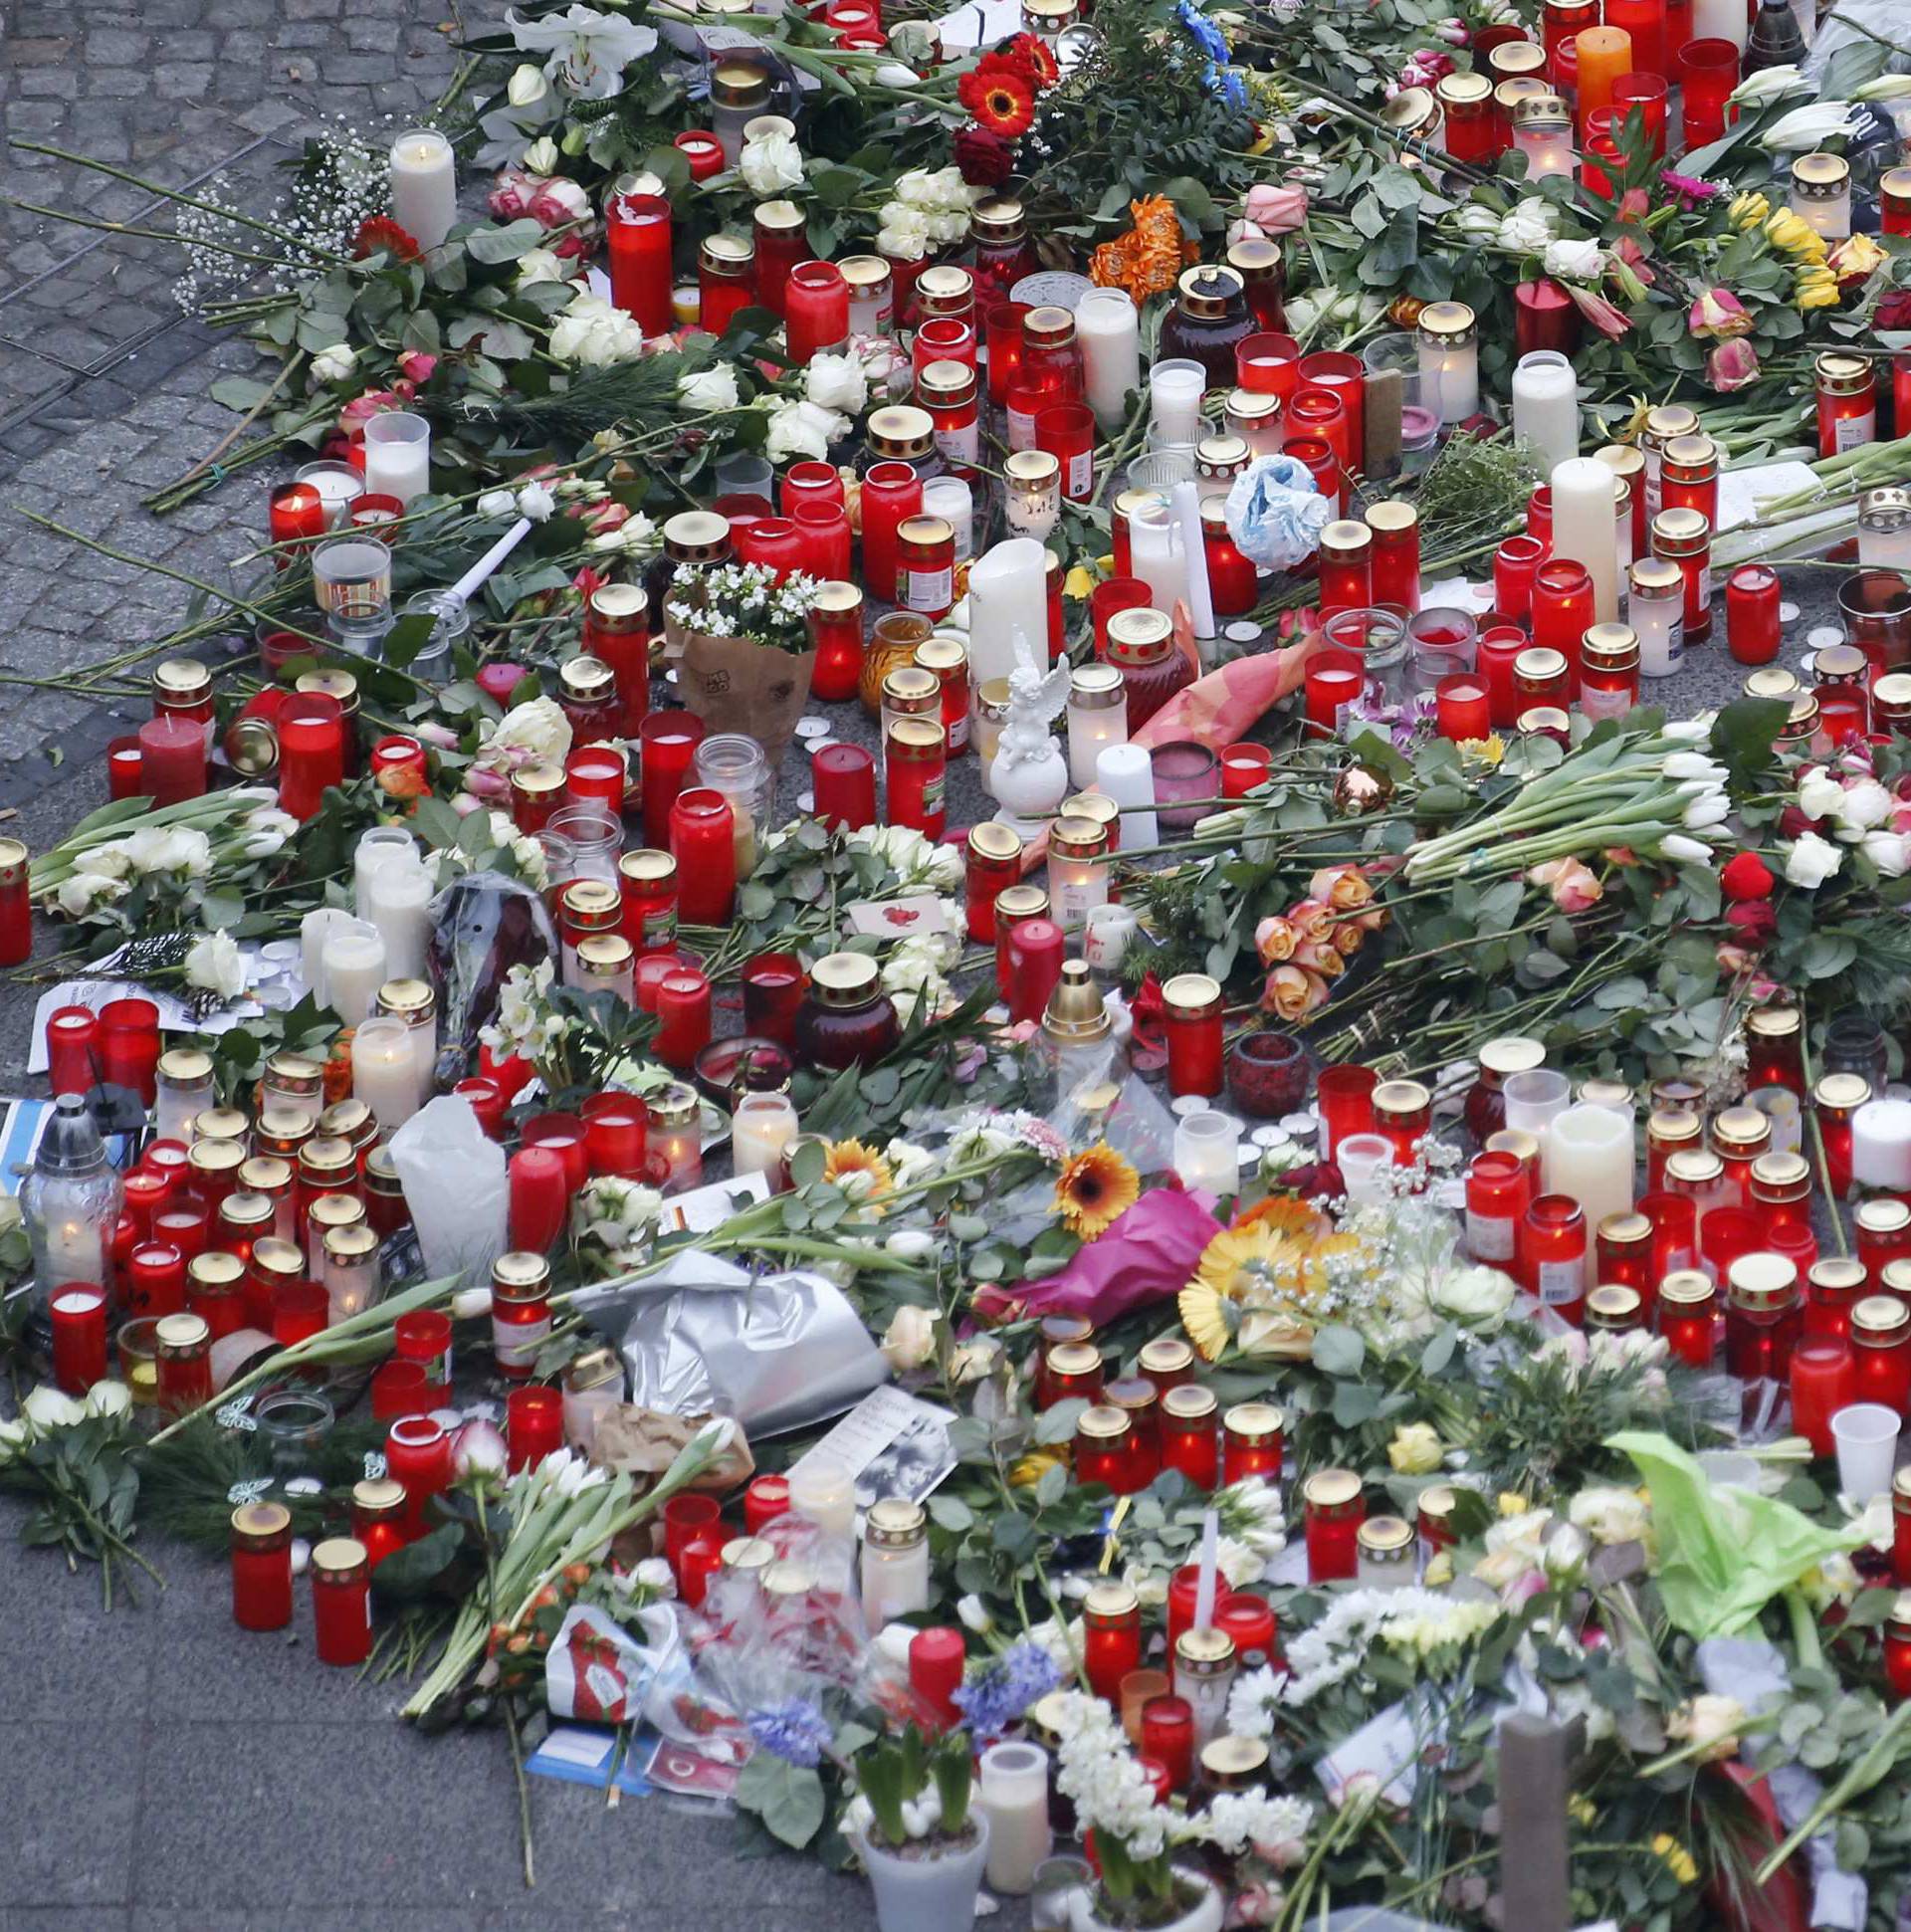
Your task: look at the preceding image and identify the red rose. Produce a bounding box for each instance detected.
[954,125,1015,187]
[1725,898,1778,943]
[1720,850,1775,902]
[1877,290,1911,332]
[1778,804,1820,839]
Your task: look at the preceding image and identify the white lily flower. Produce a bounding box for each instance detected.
[1854,75,1911,102]
[507,4,658,100]
[1728,64,1808,106]
[1759,102,1861,150]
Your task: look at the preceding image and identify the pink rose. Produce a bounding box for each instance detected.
[1243,183,1309,237]
[527,175,592,228]
[337,388,403,435]
[488,169,535,220]
[1688,287,1753,340]
[1706,337,1760,392]
[397,350,438,384]
[1529,855,1603,913]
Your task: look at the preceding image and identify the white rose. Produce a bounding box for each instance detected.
[633,1556,677,1596]
[1430,1264,1516,1329]
[22,1385,84,1431]
[483,694,573,764]
[805,350,869,415]
[184,929,247,1000]
[1794,765,1843,820]
[516,247,571,289]
[764,396,847,463]
[739,129,803,197]
[85,1380,132,1419]
[1784,831,1843,889]
[1861,830,1911,878]
[518,480,555,522]
[478,489,517,520]
[884,1228,938,1260]
[678,363,741,411]
[1834,777,1892,834]
[523,135,560,177]
[1542,237,1603,282]
[1568,1485,1649,1546]
[1668,1693,1746,1761]
[508,62,551,108]
[310,343,356,385]
[549,291,645,367]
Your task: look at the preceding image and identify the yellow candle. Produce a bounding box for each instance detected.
[1575,27,1632,132]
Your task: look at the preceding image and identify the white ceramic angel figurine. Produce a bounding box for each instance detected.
[986,630,1072,836]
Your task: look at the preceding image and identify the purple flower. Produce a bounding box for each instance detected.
[1659,170,1719,205]
[954,1641,1063,1742]
[747,1698,834,1768]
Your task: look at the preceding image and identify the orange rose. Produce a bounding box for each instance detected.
[1262,963,1331,1021]
[1309,864,1374,913]
[1288,898,1336,946]
[1255,914,1298,965]
[1330,919,1365,958]
[1293,938,1345,978]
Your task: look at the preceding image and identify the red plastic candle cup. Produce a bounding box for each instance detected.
[859,461,924,603]
[674,129,725,181]
[734,514,807,583]
[348,492,406,537]
[152,1200,209,1261]
[369,735,429,803]
[1611,69,1667,151]
[783,260,850,364]
[1215,1591,1277,1666]
[370,1357,433,1419]
[743,1472,790,1536]
[100,996,161,1103]
[122,1167,170,1238]
[454,1075,506,1140]
[126,1239,186,1319]
[1435,673,1491,742]
[1700,1206,1762,1283]
[509,1146,570,1253]
[1678,38,1738,146]
[669,786,738,926]
[663,1491,723,1576]
[1141,1696,1195,1789]
[1476,628,1528,730]
[107,735,144,800]
[1220,745,1273,798]
[792,499,853,580]
[507,1385,564,1472]
[1304,648,1365,740]
[1297,350,1366,462]
[1532,559,1595,656]
[912,315,976,379]
[678,1532,727,1609]
[272,1280,328,1349]
[386,1414,453,1537]
[1514,280,1581,358]
[1288,385,1352,477]
[908,1626,966,1730]
[277,691,346,822]
[1236,331,1299,399]
[393,1308,454,1384]
[1494,535,1546,622]
[1317,1063,1380,1160]
[1726,564,1783,666]
[638,711,707,850]
[781,460,844,518]
[812,743,877,830]
[49,1286,108,1394]
[45,1005,99,1095]
[984,300,1032,405]
[634,951,683,1014]
[607,193,674,335]
[138,713,208,807]
[1091,577,1153,658]
[742,952,806,1045]
[582,1091,649,1178]
[522,1111,589,1196]
[269,479,329,550]
[1036,403,1096,503]
[654,967,714,1070]
[565,744,628,813]
[1791,1339,1856,1458]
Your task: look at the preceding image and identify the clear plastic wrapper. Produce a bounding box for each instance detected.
[388,1094,509,1284]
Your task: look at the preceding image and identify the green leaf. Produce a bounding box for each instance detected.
[382,611,438,673]
[466,218,545,265]
[210,375,275,413]
[1035,1397,1089,1445]
[368,1522,465,1601]
[735,1754,826,1849]
[1310,1324,1365,1377]
[927,1495,973,1532]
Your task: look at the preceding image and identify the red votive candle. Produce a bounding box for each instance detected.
[1316,1063,1380,1160]
[744,1473,790,1535]
[371,1358,432,1420]
[678,1532,726,1609]
[1726,565,1783,666]
[1297,350,1366,463]
[909,1626,966,1730]
[663,1491,723,1576]
[45,1005,98,1095]
[1435,674,1491,741]
[858,461,923,603]
[507,1384,564,1471]
[1236,331,1299,400]
[582,1092,649,1178]
[138,714,208,807]
[385,1415,452,1538]
[393,1308,453,1385]
[1303,1470,1366,1583]
[668,787,738,928]
[107,736,144,799]
[742,952,806,1045]
[639,712,706,850]
[1220,745,1273,797]
[127,1241,187,1319]
[521,1112,589,1196]
[1003,917,1065,1026]
[1304,648,1364,739]
[231,1501,295,1630]
[312,1538,373,1665]
[272,1281,328,1349]
[607,193,674,335]
[277,692,346,821]
[783,260,850,363]
[812,743,877,830]
[1142,1696,1195,1790]
[1216,1591,1277,1666]
[508,1146,570,1252]
[1494,535,1546,622]
[454,1076,505,1140]
[50,1286,108,1394]
[1790,1339,1856,1458]
[654,967,714,1070]
[566,744,627,813]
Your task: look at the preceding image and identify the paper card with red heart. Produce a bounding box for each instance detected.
[844,894,951,938]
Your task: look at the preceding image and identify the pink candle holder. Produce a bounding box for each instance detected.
[1150,743,1220,833]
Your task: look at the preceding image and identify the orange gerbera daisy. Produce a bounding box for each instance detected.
[822,1138,895,1212]
[1053,1142,1141,1239]
[959,59,1036,138]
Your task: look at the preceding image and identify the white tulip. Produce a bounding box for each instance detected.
[1660,834,1716,865]
[1682,791,1731,830]
[508,62,550,108]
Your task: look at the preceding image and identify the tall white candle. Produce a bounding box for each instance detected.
[1077,289,1142,431]
[362,411,432,506]
[366,860,433,983]
[1170,479,1216,648]
[1511,351,1579,473]
[965,537,1049,687]
[352,1015,418,1134]
[300,906,351,1004]
[732,1093,798,1178]
[1692,0,1747,49]
[1129,503,1191,621]
[321,925,388,1025]
[1551,456,1621,623]
[977,1742,1053,1894]
[1544,1102,1633,1283]
[1149,360,1205,444]
[388,128,458,251]
[1095,744,1159,851]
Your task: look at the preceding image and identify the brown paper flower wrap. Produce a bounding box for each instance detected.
[665,578,816,763]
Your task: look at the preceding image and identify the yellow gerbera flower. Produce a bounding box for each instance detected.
[1053,1143,1141,1239]
[1460,734,1505,766]
[1178,1202,1359,1361]
[1651,1833,1698,1886]
[822,1138,894,1212]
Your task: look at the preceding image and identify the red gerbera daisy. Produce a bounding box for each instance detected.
[352,215,422,262]
[958,58,1036,138]
[996,31,1059,90]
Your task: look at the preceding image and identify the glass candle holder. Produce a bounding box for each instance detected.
[1303,1469,1366,1582]
[1151,743,1219,832]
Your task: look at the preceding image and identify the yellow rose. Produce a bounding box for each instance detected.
[1828,232,1887,282]
[1795,269,1840,311]
[1765,210,1826,261]
[1011,1448,1067,1487]
[1652,1834,1698,1885]
[1386,1422,1442,1475]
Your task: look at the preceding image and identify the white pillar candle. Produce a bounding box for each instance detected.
[300,906,352,1004]
[965,537,1049,687]
[1551,456,1621,623]
[1852,1098,1911,1190]
[361,410,432,506]
[1628,560,1685,678]
[978,1742,1053,1895]
[732,1092,797,1178]
[1077,289,1142,432]
[1170,479,1216,648]
[787,1450,856,1539]
[1066,666,1128,789]
[921,478,974,562]
[352,1014,418,1134]
[1129,504,1190,622]
[320,924,388,1024]
[1148,360,1205,445]
[1511,352,1579,473]
[1692,0,1747,49]
[353,825,418,920]
[1173,1109,1240,1193]
[1543,1102,1633,1283]
[1095,745,1159,851]
[365,860,432,983]
[388,127,458,251]
[321,1239,380,1324]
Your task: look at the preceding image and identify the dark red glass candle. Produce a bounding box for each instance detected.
[1514,279,1582,357]
[1726,565,1782,667]
[45,1005,99,1096]
[1160,1387,1218,1490]
[1296,350,1365,464]
[1162,973,1224,1099]
[608,193,674,334]
[231,1501,295,1631]
[312,1539,373,1665]
[1523,1194,1588,1322]
[138,714,208,807]
[1082,1584,1143,1703]
[1791,1339,1857,1457]
[1316,1064,1380,1160]
[669,787,738,927]
[1236,331,1299,400]
[742,952,806,1046]
[654,967,714,1070]
[507,1384,565,1471]
[1494,535,1546,622]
